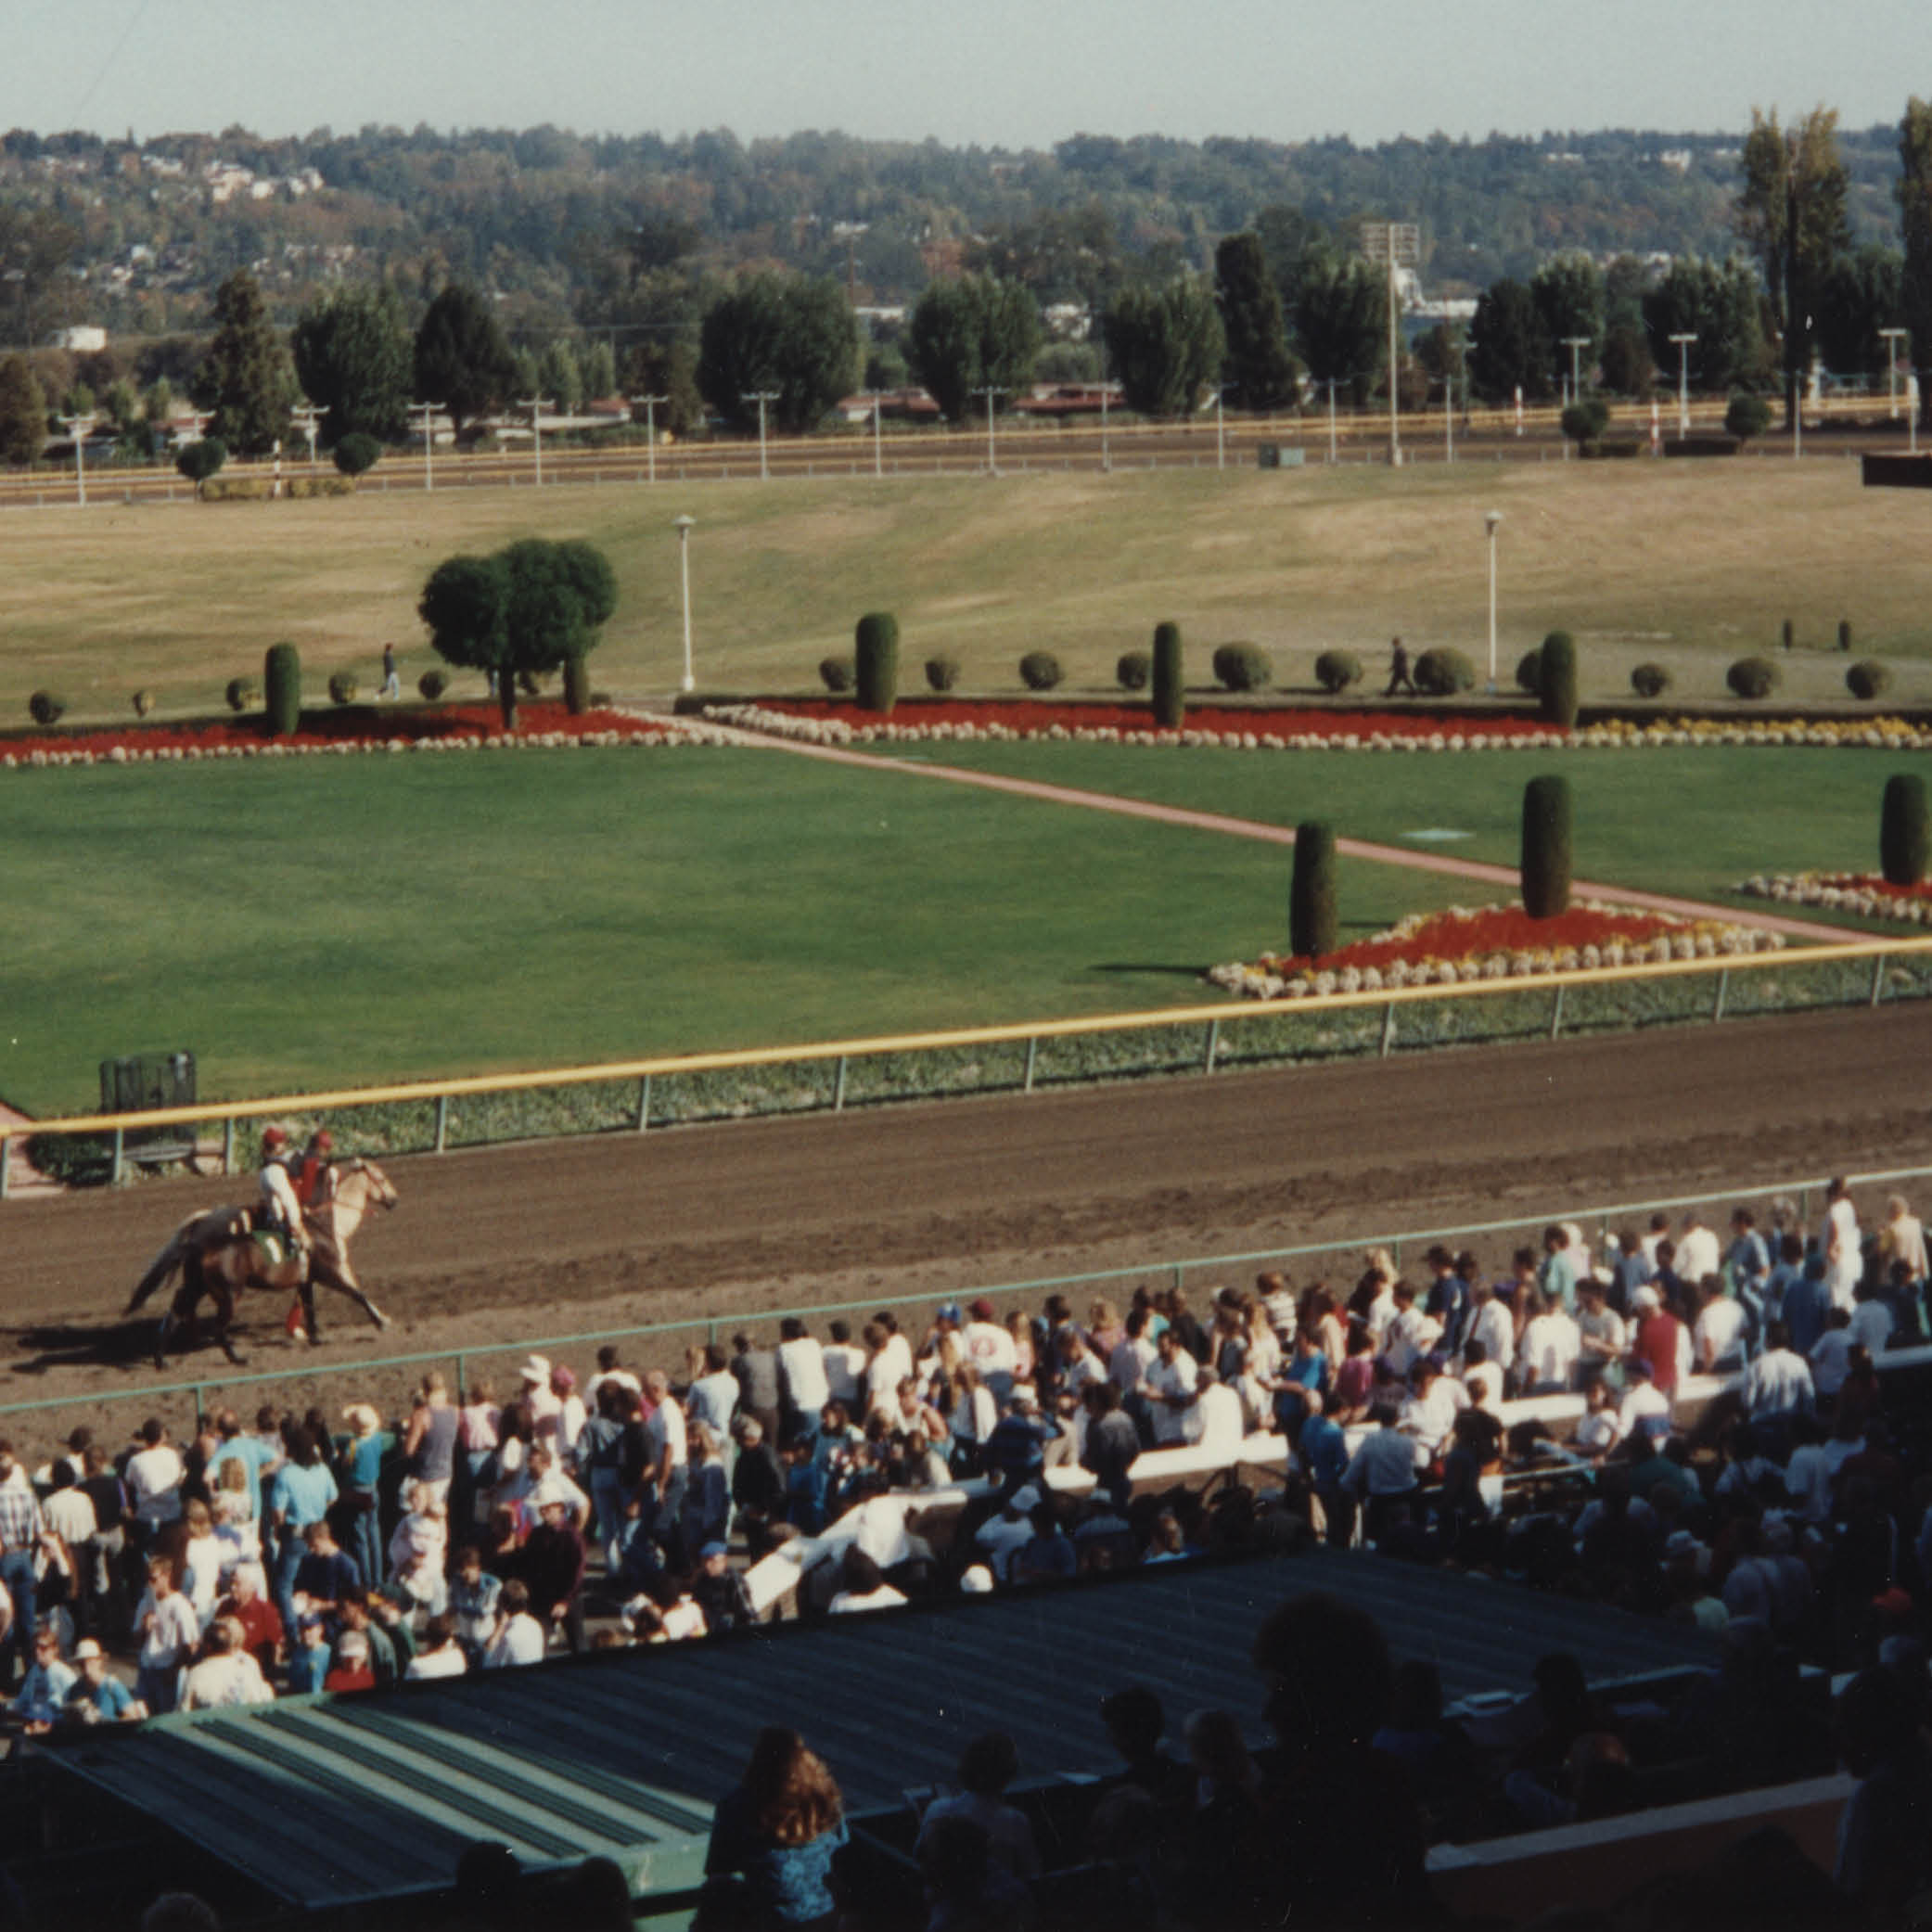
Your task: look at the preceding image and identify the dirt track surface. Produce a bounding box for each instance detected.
[1,1000,1928,1430]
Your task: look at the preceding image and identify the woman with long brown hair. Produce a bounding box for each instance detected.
[702,1727,847,1928]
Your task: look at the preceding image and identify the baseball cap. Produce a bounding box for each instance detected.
[72,1639,103,1661]
[969,1298,995,1322]
[700,1542,730,1560]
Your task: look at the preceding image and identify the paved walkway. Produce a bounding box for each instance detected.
[698,723,1861,943]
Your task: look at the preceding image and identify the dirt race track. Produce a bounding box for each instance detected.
[2,1001,1929,1425]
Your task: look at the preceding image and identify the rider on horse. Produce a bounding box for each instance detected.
[257,1127,308,1263]
[293,1129,335,1212]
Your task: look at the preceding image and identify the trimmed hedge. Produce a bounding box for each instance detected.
[1116,650,1151,692]
[1019,650,1063,691]
[333,432,381,477]
[818,656,855,694]
[1847,660,1890,701]
[1290,821,1338,962]
[1312,649,1361,695]
[925,654,961,693]
[1515,650,1542,697]
[1727,657,1780,700]
[855,611,899,715]
[224,676,260,712]
[1631,663,1670,698]
[1538,630,1579,729]
[287,475,354,499]
[198,477,271,502]
[327,671,360,706]
[1521,774,1573,919]
[1414,647,1476,697]
[1211,643,1273,692]
[27,691,64,726]
[417,669,449,701]
[1882,774,1930,887]
[1725,392,1771,441]
[1152,622,1184,728]
[264,641,301,736]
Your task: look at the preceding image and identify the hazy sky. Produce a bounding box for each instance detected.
[9,0,1926,147]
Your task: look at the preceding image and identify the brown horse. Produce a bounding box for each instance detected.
[127,1158,398,1363]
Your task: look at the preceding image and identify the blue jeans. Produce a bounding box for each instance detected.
[344,1491,383,1597]
[0,1548,36,1683]
[589,1468,626,1572]
[273,1531,307,1637]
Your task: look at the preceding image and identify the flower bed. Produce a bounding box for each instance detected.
[0,703,721,771]
[1740,872,1932,926]
[1209,902,1782,1001]
[708,698,1932,755]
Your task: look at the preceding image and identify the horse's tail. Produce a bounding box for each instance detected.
[126,1217,198,1312]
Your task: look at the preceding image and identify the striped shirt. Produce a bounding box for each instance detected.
[0,1478,44,1554]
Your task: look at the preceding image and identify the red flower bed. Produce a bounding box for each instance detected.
[0,703,671,763]
[1810,873,1932,902]
[1257,905,1691,976]
[768,697,1559,741]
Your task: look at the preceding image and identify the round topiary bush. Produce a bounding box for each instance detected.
[818,656,855,694]
[225,676,260,712]
[1019,650,1063,691]
[28,691,64,726]
[327,671,360,706]
[1631,663,1670,699]
[1116,650,1151,692]
[1521,774,1573,920]
[1313,649,1362,695]
[1727,656,1780,700]
[1152,622,1184,728]
[562,653,592,715]
[1882,774,1930,887]
[132,689,156,718]
[1413,647,1476,697]
[1290,821,1338,961]
[1211,643,1273,692]
[264,641,301,736]
[855,610,900,715]
[175,437,226,488]
[1515,650,1542,697]
[1848,659,1891,701]
[417,669,448,701]
[925,654,961,693]
[1538,630,1579,728]
[1725,392,1772,442]
[1838,619,1853,654]
[332,432,381,478]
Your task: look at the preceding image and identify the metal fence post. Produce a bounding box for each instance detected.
[1548,985,1566,1040]
[1380,1002,1398,1057]
[636,1075,651,1132]
[1871,953,1888,1006]
[1711,970,1729,1024]
[1204,1020,1221,1073]
[1023,1037,1039,1093]
[433,1096,449,1154]
[833,1057,849,1111]
[111,1126,125,1186]
[223,1117,236,1175]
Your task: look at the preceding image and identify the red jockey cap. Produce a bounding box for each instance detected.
[262,1126,289,1148]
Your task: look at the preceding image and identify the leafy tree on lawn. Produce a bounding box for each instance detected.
[1103,275,1225,417]
[1215,232,1298,410]
[622,338,705,437]
[1529,252,1606,388]
[414,282,517,441]
[538,339,583,415]
[1292,248,1386,393]
[291,284,414,443]
[1641,257,1767,393]
[1899,97,1932,428]
[192,268,296,455]
[1815,246,1905,377]
[0,206,79,349]
[0,354,46,466]
[1469,277,1552,403]
[418,538,619,732]
[697,273,858,433]
[580,337,617,401]
[904,273,1042,422]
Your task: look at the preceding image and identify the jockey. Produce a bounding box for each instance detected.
[256,1127,306,1258]
[293,1129,335,1210]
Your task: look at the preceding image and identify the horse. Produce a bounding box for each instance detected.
[127,1158,399,1364]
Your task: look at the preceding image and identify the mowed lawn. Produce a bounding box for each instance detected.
[3,457,1930,723]
[0,745,1488,1119]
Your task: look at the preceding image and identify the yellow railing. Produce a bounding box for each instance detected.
[9,934,1925,1158]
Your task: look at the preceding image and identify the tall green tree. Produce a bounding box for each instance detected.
[414,282,516,441]
[1468,278,1552,403]
[580,337,617,400]
[904,274,1041,422]
[1103,276,1225,417]
[1736,107,1850,425]
[1641,257,1766,393]
[1815,246,1905,377]
[0,354,45,465]
[622,338,704,437]
[1291,250,1386,390]
[1529,252,1606,389]
[697,274,858,433]
[291,284,414,443]
[192,269,296,455]
[0,206,78,349]
[1900,97,1932,429]
[1214,232,1297,409]
[537,339,583,414]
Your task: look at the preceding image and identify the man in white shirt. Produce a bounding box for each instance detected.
[962,1299,1018,1399]
[1849,1286,1894,1359]
[1340,1408,1421,1542]
[1183,1367,1246,1453]
[125,1418,185,1536]
[1110,1310,1158,1398]
[1742,1323,1815,1421]
[1824,1178,1862,1311]
[406,1611,469,1679]
[1460,1341,1506,1414]
[776,1318,831,1436]
[1464,1278,1515,1381]
[1380,1285,1440,1381]
[483,1579,546,1666]
[1520,1294,1581,1394]
[1400,1359,1468,1456]
[822,1322,867,1406]
[1693,1280,1748,1374]
[1677,1210,1721,1286]
[642,1371,689,1556]
[1616,1361,1672,1446]
[1140,1330,1199,1447]
[1810,1312,1857,1399]
[179,1618,274,1709]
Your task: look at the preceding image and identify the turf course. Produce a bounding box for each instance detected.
[3,458,1930,723]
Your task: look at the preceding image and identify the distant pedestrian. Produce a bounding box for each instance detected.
[380,644,401,700]
[1385,636,1415,697]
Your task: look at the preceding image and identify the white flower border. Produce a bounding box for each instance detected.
[705,702,1932,756]
[1208,900,1783,1002]
[1739,873,1932,926]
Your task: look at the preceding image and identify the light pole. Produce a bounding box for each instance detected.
[1361,222,1418,467]
[1213,383,1233,470]
[971,385,1007,474]
[1327,377,1338,464]
[863,390,884,478]
[741,391,779,481]
[1484,509,1503,696]
[1561,337,1590,409]
[630,393,667,483]
[1099,366,1112,473]
[1669,333,1697,440]
[516,395,554,486]
[290,401,327,468]
[1880,328,1908,422]
[408,401,437,491]
[58,412,96,507]
[673,515,696,694]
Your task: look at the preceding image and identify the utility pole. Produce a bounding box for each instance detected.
[1213,384,1233,470]
[1880,328,1908,423]
[289,401,328,468]
[1669,333,1697,440]
[1361,222,1418,467]
[629,393,668,484]
[971,386,1007,474]
[741,391,779,481]
[672,516,697,693]
[407,402,437,492]
[58,412,96,507]
[863,390,885,478]
[1561,337,1590,408]
[516,396,554,486]
[1099,375,1112,473]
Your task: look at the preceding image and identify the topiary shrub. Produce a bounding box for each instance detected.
[1290,821,1338,961]
[1313,648,1362,695]
[132,689,156,718]
[1515,650,1542,697]
[225,676,260,712]
[175,437,226,490]
[332,432,380,478]
[1727,656,1780,700]
[1838,619,1853,653]
[1152,622,1184,728]
[855,611,900,715]
[925,654,961,693]
[1019,650,1063,691]
[1521,774,1573,919]
[1631,663,1670,699]
[1781,618,1795,652]
[327,671,360,706]
[562,653,592,715]
[1211,643,1273,692]
[1116,650,1151,692]
[264,641,301,736]
[1538,630,1579,728]
[417,669,448,701]
[1848,659,1891,701]
[1560,397,1609,449]
[818,656,855,694]
[27,691,64,726]
[287,475,353,500]
[1725,392,1772,442]
[1413,647,1476,697]
[1881,774,1930,887]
